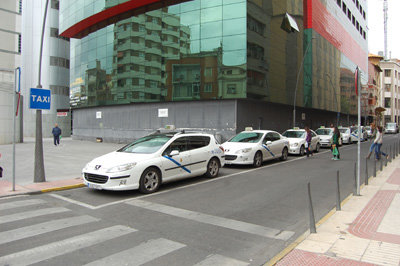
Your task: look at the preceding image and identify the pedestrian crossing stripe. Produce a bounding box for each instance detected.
[0,207,70,224]
[0,199,46,211]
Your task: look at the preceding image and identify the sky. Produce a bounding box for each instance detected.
[368,0,400,59]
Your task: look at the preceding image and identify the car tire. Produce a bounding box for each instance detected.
[299,145,305,156]
[205,157,220,178]
[280,147,288,161]
[315,143,320,153]
[253,151,263,167]
[139,167,161,194]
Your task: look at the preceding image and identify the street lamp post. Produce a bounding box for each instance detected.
[293,37,316,128]
[34,0,50,183]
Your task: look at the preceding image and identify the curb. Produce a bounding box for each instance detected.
[265,157,395,265]
[0,182,85,199]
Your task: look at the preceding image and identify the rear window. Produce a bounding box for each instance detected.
[188,136,210,150]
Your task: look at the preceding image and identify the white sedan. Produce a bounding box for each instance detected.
[338,127,351,144]
[82,131,225,193]
[222,129,289,167]
[350,127,368,142]
[315,128,342,148]
[282,129,320,155]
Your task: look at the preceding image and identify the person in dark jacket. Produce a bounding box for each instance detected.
[52,123,62,146]
[305,126,313,157]
[332,127,341,160]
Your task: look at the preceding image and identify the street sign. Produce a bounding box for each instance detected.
[30,88,51,110]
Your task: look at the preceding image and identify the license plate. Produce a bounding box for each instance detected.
[87,183,102,190]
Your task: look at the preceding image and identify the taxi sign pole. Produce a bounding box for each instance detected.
[356,67,361,196]
[13,67,21,191]
[34,0,50,183]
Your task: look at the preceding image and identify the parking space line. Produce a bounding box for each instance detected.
[126,199,295,240]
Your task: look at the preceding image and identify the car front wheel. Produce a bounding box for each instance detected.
[139,167,161,194]
[253,151,263,167]
[315,143,320,153]
[280,147,288,161]
[299,145,305,156]
[205,157,220,178]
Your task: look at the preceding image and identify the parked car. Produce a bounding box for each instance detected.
[364,126,373,138]
[282,128,320,155]
[82,130,225,193]
[338,127,351,144]
[385,122,399,134]
[222,129,289,167]
[315,127,342,148]
[350,126,368,142]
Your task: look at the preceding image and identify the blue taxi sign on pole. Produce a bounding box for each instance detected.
[30,88,51,110]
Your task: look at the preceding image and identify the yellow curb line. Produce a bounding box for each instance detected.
[40,183,85,193]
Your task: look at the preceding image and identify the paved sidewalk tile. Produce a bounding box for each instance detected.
[0,180,36,197]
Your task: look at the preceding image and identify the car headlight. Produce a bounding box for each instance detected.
[106,163,136,173]
[291,143,299,147]
[236,148,252,154]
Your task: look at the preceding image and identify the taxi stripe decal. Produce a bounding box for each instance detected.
[262,145,275,157]
[163,156,191,173]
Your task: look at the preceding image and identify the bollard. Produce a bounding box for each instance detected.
[307,182,316,233]
[380,157,383,172]
[385,153,388,167]
[373,159,376,177]
[336,171,341,211]
[365,158,368,185]
[389,146,392,163]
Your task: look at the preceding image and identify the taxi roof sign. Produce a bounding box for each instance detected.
[165,125,176,130]
[293,127,300,130]
[245,127,253,131]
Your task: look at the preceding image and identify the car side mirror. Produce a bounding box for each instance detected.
[169,150,180,157]
[266,141,272,145]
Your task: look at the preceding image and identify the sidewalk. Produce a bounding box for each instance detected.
[0,137,122,197]
[271,156,400,265]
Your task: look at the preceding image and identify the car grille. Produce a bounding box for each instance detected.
[225,155,237,161]
[84,173,108,184]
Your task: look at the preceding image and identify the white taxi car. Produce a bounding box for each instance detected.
[315,127,342,148]
[82,130,225,194]
[338,127,351,144]
[282,128,320,155]
[222,129,289,167]
[350,127,367,142]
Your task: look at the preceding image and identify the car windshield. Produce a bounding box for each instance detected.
[315,129,332,136]
[118,134,173,154]
[282,131,305,138]
[339,128,349,133]
[229,132,263,143]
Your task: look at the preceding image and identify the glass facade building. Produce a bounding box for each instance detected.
[60,0,368,141]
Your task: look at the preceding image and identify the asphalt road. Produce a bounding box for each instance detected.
[1,134,399,265]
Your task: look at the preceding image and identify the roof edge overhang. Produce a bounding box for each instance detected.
[60,0,192,39]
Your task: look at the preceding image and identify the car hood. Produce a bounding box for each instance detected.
[285,138,304,144]
[85,151,154,170]
[319,135,332,141]
[222,142,258,153]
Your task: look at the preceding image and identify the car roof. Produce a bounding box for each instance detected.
[285,129,305,131]
[241,130,275,134]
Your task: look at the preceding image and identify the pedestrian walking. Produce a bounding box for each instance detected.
[52,123,62,146]
[331,126,340,160]
[366,122,377,159]
[374,126,389,160]
[305,126,313,157]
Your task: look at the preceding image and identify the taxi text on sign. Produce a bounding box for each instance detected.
[30,88,51,110]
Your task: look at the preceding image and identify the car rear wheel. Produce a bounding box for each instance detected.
[253,151,263,167]
[139,167,161,194]
[299,145,305,156]
[280,147,288,161]
[205,157,220,178]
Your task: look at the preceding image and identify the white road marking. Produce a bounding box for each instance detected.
[50,193,97,209]
[126,199,294,240]
[194,254,249,266]
[0,199,46,211]
[0,225,137,266]
[0,207,70,224]
[84,238,185,266]
[0,215,100,245]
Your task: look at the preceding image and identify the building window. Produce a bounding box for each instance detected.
[247,15,265,36]
[336,0,341,7]
[342,2,347,13]
[19,0,22,13]
[384,98,391,108]
[385,69,391,77]
[385,84,391,92]
[347,10,351,20]
[204,68,212,77]
[50,56,69,69]
[51,0,59,10]
[227,84,236,94]
[204,83,212,93]
[18,34,21,53]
